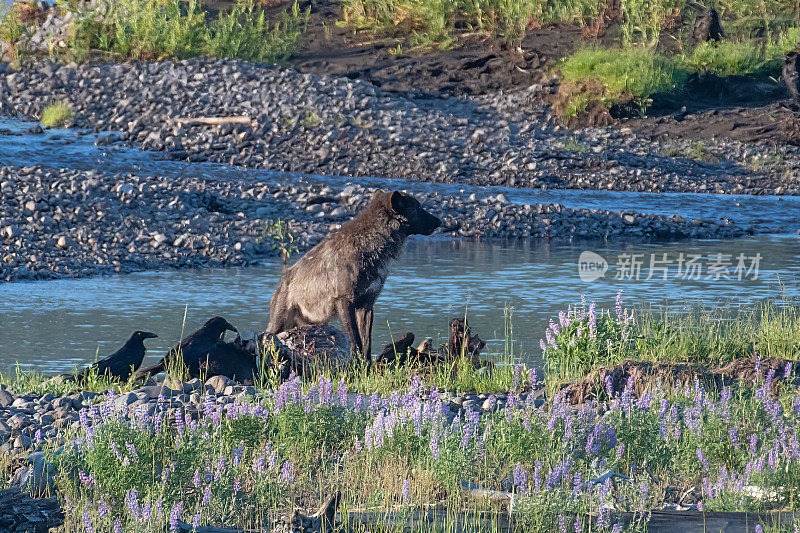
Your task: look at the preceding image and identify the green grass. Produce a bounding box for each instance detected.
[557,27,800,118]
[339,0,600,48]
[686,28,800,77]
[542,298,800,384]
[559,47,688,113]
[40,101,75,128]
[39,0,309,63]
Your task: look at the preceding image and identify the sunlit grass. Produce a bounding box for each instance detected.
[40,101,75,128]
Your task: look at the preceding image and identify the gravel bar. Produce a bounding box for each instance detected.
[0,164,747,283]
[1,58,799,195]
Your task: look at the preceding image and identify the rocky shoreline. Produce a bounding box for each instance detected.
[1,58,799,196]
[0,164,748,283]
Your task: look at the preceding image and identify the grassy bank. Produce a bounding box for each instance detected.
[557,26,800,120]
[338,0,800,49]
[1,0,309,64]
[4,297,800,531]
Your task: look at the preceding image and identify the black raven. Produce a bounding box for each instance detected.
[75,331,157,381]
[136,317,238,379]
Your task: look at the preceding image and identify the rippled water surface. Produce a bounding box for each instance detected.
[1,235,798,373]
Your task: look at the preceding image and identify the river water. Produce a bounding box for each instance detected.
[0,119,799,373]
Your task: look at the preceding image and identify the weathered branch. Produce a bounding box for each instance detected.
[174,116,256,128]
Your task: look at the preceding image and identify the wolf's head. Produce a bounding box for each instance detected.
[383,191,442,236]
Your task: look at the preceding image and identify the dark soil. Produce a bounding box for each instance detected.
[626,100,800,146]
[285,0,590,95]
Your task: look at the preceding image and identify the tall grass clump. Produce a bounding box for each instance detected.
[0,2,27,64]
[40,101,75,127]
[340,0,601,48]
[65,0,309,62]
[541,291,636,381]
[542,294,800,383]
[685,27,800,77]
[559,47,688,113]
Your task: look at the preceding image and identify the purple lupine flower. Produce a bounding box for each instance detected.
[574,516,582,533]
[233,477,241,494]
[513,464,527,492]
[528,368,538,389]
[402,479,410,502]
[696,449,709,470]
[338,379,348,406]
[125,442,139,463]
[125,488,141,520]
[142,502,152,522]
[588,302,597,338]
[281,461,295,483]
[192,513,201,530]
[429,432,440,460]
[605,375,614,398]
[540,339,547,352]
[545,329,558,350]
[175,410,185,434]
[113,519,122,533]
[79,471,95,486]
[558,515,567,533]
[83,512,94,533]
[755,526,763,533]
[193,469,202,488]
[34,429,42,443]
[169,502,183,531]
[750,434,758,455]
[98,499,110,518]
[615,289,624,321]
[202,485,212,506]
[729,428,739,447]
[597,507,610,529]
[612,524,623,533]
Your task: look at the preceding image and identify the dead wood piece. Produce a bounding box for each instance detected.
[447,318,486,367]
[174,116,256,128]
[714,356,798,385]
[377,332,416,365]
[559,360,725,405]
[258,325,352,378]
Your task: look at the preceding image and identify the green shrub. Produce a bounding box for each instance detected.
[40,101,75,127]
[559,47,689,107]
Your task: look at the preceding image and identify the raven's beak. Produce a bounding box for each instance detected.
[144,332,158,339]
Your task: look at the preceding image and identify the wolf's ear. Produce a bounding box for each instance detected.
[386,191,405,213]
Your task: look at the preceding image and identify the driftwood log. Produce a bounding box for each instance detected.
[174,491,341,533]
[345,505,795,533]
[174,116,256,128]
[560,356,800,404]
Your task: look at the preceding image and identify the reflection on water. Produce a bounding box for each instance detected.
[1,234,798,374]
